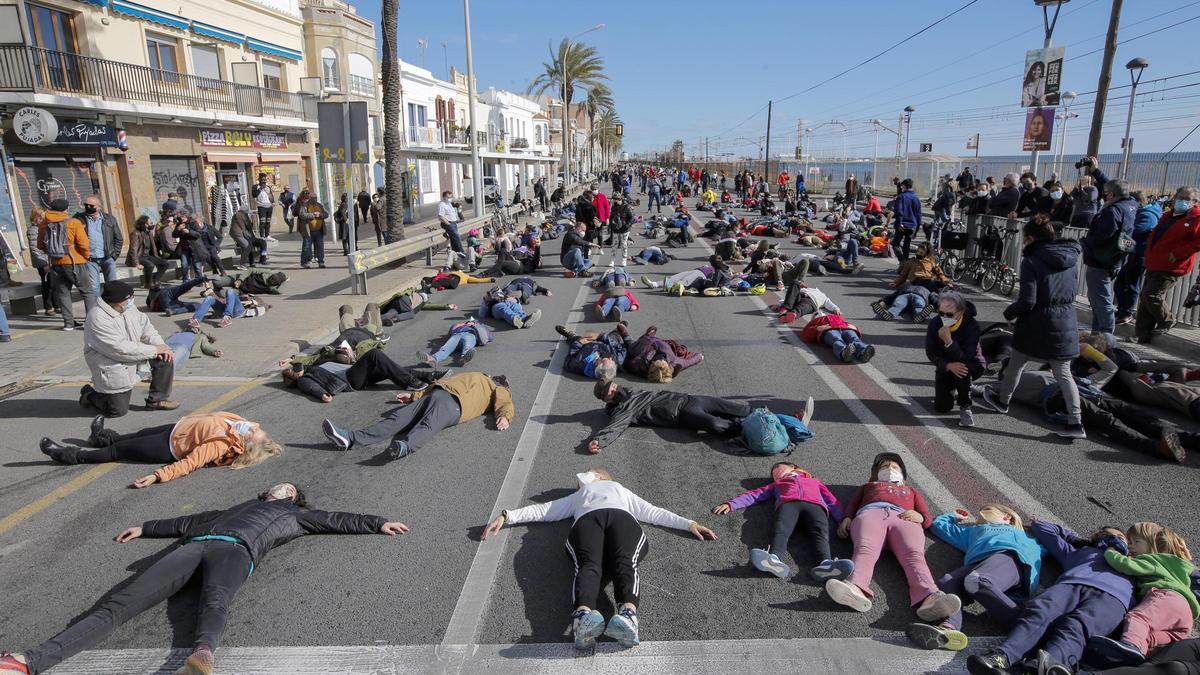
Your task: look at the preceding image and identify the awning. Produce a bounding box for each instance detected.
[75,0,108,7]
[111,0,189,30]
[191,21,245,45]
[258,151,301,163]
[204,151,258,163]
[245,37,302,62]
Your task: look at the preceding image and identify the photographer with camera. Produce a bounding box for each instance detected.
[1070,156,1109,229]
[1081,179,1138,346]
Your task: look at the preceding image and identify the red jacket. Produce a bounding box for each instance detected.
[1145,205,1200,275]
[594,192,611,223]
[843,481,932,528]
[800,313,859,343]
[593,290,639,313]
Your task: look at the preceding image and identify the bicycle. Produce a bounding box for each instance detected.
[948,224,1017,295]
[937,220,967,280]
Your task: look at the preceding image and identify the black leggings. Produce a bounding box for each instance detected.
[771,500,832,563]
[76,424,175,463]
[677,395,751,435]
[345,349,434,391]
[1095,639,1200,674]
[566,508,649,610]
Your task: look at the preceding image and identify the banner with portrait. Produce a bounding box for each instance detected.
[1023,107,1054,151]
[1021,47,1065,107]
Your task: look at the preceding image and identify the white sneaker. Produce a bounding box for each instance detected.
[915,591,962,622]
[826,578,872,612]
[604,607,640,647]
[571,608,605,650]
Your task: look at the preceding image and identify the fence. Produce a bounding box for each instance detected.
[959,213,1200,328]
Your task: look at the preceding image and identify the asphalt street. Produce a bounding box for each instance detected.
[1,197,1198,673]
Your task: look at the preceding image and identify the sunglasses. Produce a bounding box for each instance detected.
[938,311,957,318]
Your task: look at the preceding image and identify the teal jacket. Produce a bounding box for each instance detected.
[931,513,1046,595]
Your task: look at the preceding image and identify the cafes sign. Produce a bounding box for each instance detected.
[55,121,128,149]
[200,129,287,149]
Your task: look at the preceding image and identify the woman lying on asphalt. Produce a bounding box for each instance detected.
[0,483,407,675]
[39,412,282,488]
[480,468,716,650]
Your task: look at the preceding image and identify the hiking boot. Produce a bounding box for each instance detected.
[555,325,577,340]
[40,438,80,465]
[966,651,1011,675]
[749,548,790,578]
[916,591,962,622]
[145,399,181,411]
[571,608,605,650]
[1085,636,1145,670]
[810,558,854,581]
[417,351,440,368]
[840,343,856,362]
[322,419,353,451]
[603,606,640,648]
[611,306,623,323]
[523,309,542,328]
[906,623,968,651]
[855,344,876,363]
[385,440,414,461]
[1160,431,1187,463]
[173,646,214,675]
[1054,423,1087,440]
[959,407,975,428]
[88,414,107,447]
[0,653,30,674]
[979,386,1010,414]
[615,322,630,339]
[457,348,476,366]
[825,579,872,612]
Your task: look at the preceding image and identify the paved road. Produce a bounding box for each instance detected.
[1,197,1197,674]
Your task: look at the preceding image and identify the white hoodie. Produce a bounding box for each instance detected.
[504,475,692,530]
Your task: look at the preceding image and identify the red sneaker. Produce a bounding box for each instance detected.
[780,311,798,324]
[0,653,30,674]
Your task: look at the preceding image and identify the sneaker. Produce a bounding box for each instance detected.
[639,275,655,289]
[915,591,962,622]
[217,316,232,328]
[428,370,451,381]
[173,646,215,675]
[855,344,876,363]
[144,399,181,411]
[1115,315,1134,326]
[39,438,80,465]
[871,300,890,320]
[850,263,864,275]
[810,558,854,581]
[322,419,353,451]
[800,396,815,426]
[812,264,827,276]
[1159,431,1187,463]
[62,324,76,331]
[1054,423,1087,440]
[603,606,640,648]
[555,325,576,340]
[578,270,594,278]
[915,304,937,323]
[906,623,968,651]
[523,309,542,328]
[979,386,1010,414]
[825,578,872,612]
[959,407,975,428]
[966,651,1011,675]
[0,653,30,674]
[1154,319,1176,335]
[773,282,785,292]
[749,548,790,578]
[418,351,440,368]
[779,311,797,324]
[457,348,476,366]
[563,270,577,278]
[1085,636,1145,669]
[571,608,606,650]
[840,343,856,362]
[385,439,413,461]
[611,306,623,323]
[511,315,524,329]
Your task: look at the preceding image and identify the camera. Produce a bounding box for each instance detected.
[1074,157,1096,170]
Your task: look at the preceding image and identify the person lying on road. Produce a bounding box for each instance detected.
[282,349,448,402]
[585,380,755,454]
[622,325,705,383]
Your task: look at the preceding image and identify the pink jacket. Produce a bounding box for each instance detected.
[726,472,844,520]
[594,192,611,223]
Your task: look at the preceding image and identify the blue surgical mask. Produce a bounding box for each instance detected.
[1175,199,1193,213]
[231,421,256,438]
[1050,190,1064,200]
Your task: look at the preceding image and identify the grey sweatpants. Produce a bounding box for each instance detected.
[350,387,461,450]
[995,349,1082,425]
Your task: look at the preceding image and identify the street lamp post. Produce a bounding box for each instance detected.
[867,119,899,189]
[1054,90,1077,178]
[1119,57,1149,180]
[1030,0,1069,177]
[463,0,484,216]
[558,23,604,190]
[902,106,915,178]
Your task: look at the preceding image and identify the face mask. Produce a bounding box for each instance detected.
[231,421,257,438]
[1050,190,1064,200]
[977,191,988,198]
[1095,533,1129,556]
[84,205,98,214]
[266,484,295,501]
[940,315,957,328]
[877,467,904,484]
[118,298,134,312]
[1175,200,1193,213]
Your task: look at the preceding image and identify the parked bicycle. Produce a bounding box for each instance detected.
[948,222,1017,296]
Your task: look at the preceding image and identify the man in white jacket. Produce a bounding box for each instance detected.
[482,469,716,650]
[82,280,179,417]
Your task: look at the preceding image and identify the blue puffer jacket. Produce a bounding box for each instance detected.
[1004,238,1081,361]
[931,513,1045,595]
[1131,202,1163,260]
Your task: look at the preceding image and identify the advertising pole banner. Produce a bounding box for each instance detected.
[1023,107,1054,152]
[1021,46,1065,107]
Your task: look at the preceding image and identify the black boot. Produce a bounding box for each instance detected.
[555,325,578,341]
[40,438,81,465]
[87,414,107,447]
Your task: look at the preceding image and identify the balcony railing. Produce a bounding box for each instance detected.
[349,74,374,97]
[510,137,529,149]
[322,74,340,91]
[0,45,310,121]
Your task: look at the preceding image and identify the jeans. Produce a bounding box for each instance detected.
[25,540,251,674]
[301,230,326,266]
[994,349,1082,426]
[639,249,665,264]
[0,297,7,336]
[567,509,648,609]
[599,296,632,318]
[161,278,205,316]
[442,223,464,255]
[1115,256,1144,320]
[178,250,200,281]
[232,234,266,266]
[433,331,478,362]
[842,238,860,265]
[50,263,97,327]
[820,329,868,360]
[1086,264,1120,342]
[192,289,245,323]
[257,205,273,237]
[88,257,118,298]
[771,500,832,565]
[648,193,662,212]
[166,332,196,369]
[490,301,527,326]
[83,358,174,417]
[563,247,594,273]
[936,551,1022,630]
[998,583,1126,667]
[888,293,926,318]
[349,387,461,451]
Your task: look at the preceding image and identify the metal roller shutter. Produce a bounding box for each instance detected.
[10,156,101,216]
[149,156,204,217]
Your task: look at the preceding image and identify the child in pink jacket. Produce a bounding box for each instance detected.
[712,461,852,581]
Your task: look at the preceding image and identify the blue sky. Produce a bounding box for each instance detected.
[356,0,1200,161]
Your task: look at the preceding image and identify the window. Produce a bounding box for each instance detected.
[189,44,219,81]
[418,159,432,192]
[407,103,426,142]
[25,4,80,89]
[348,53,373,97]
[370,114,381,145]
[146,33,180,83]
[320,47,339,91]
[262,60,283,90]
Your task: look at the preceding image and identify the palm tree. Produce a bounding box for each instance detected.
[583,84,613,174]
[593,108,622,168]
[380,0,404,243]
[527,39,607,180]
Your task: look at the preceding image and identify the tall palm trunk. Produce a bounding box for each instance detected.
[381,0,404,242]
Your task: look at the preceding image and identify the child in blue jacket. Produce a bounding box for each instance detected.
[968,520,1135,675]
[908,504,1044,652]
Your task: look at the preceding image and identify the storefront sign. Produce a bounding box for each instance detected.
[13,107,58,147]
[55,121,128,149]
[199,129,288,149]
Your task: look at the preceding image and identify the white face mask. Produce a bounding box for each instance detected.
[119,298,134,312]
[977,190,988,198]
[267,483,296,501]
[877,467,904,484]
[1050,190,1064,200]
[940,315,957,328]
[231,421,257,438]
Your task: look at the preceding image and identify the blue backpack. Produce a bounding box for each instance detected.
[738,408,790,455]
[774,413,814,444]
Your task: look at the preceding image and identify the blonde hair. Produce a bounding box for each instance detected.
[647,359,673,383]
[590,467,612,481]
[231,435,283,469]
[979,503,1024,530]
[1128,522,1193,561]
[29,206,46,227]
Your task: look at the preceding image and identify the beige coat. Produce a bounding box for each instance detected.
[84,301,166,393]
